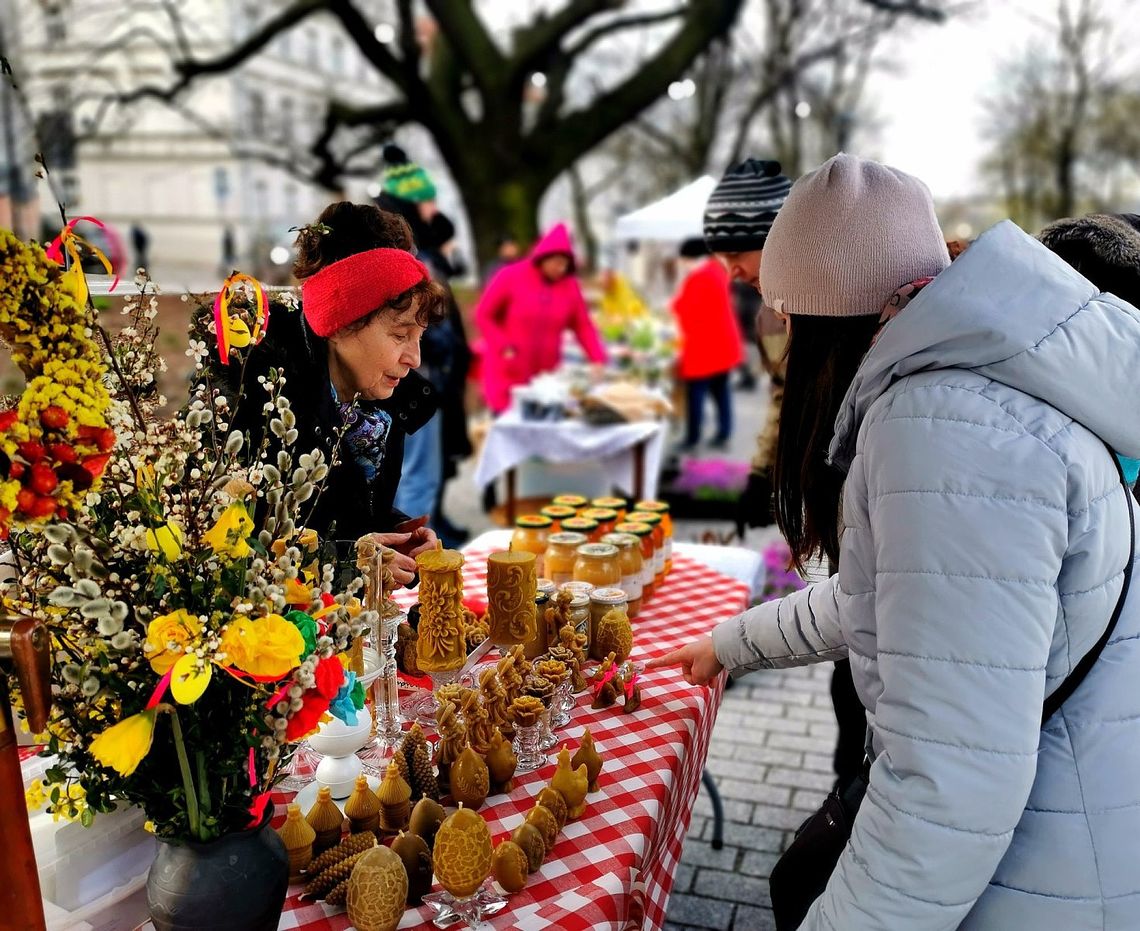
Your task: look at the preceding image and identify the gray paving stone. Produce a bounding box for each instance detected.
[678,837,742,869]
[766,731,836,755]
[715,778,793,808]
[765,767,835,792]
[734,743,803,768]
[692,791,755,824]
[693,869,772,906]
[666,893,735,929]
[739,850,781,879]
[752,802,813,831]
[802,752,835,773]
[687,815,709,840]
[792,787,829,811]
[734,905,779,930]
[784,703,842,724]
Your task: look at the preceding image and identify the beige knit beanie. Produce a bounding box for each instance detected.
[761,153,950,317]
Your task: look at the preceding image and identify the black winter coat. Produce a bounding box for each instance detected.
[197,299,437,541]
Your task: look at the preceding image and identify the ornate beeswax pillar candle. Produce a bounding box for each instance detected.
[415,549,468,672]
[486,551,537,648]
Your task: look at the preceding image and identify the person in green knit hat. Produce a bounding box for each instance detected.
[381,143,437,203]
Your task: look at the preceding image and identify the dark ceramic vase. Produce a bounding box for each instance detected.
[146,814,289,931]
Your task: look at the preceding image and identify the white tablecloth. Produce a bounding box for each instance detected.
[474,411,668,500]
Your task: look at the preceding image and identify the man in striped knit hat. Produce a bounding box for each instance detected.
[705,158,867,797]
[703,158,792,532]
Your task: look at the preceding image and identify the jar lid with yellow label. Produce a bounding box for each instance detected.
[614,521,652,537]
[634,500,670,514]
[592,496,627,511]
[552,494,589,509]
[580,507,619,523]
[515,514,553,529]
[626,512,661,527]
[541,505,578,520]
[561,517,599,534]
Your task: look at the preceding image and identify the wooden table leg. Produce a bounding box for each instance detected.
[633,441,646,502]
[0,696,47,931]
[506,468,518,526]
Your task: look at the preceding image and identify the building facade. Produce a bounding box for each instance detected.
[12,0,392,288]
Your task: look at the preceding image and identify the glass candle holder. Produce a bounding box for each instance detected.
[538,705,557,751]
[512,720,547,773]
[423,881,507,929]
[550,677,573,730]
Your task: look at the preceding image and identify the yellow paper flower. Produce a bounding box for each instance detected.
[145,522,183,561]
[220,614,304,679]
[284,577,313,607]
[90,710,157,777]
[145,610,202,674]
[297,528,319,551]
[203,503,254,559]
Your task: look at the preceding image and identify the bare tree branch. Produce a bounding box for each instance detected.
[512,0,624,74]
[859,0,946,20]
[566,6,689,58]
[421,0,506,90]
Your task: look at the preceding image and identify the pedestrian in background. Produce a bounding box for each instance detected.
[670,237,742,451]
[474,222,606,414]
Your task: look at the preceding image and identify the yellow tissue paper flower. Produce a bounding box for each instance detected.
[145,610,202,674]
[220,614,304,679]
[284,577,312,606]
[145,523,183,561]
[203,503,254,559]
[90,710,157,777]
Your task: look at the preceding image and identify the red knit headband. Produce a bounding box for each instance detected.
[301,248,430,338]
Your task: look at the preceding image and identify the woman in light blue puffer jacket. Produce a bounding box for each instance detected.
[653,154,1140,929]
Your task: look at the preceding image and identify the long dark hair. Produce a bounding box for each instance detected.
[774,315,880,571]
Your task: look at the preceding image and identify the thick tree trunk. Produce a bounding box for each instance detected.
[459,175,543,276]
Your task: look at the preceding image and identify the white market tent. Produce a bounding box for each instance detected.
[612,175,717,242]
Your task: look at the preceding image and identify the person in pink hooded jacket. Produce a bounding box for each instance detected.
[474,222,607,413]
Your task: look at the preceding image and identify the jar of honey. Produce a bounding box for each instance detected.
[600,532,643,617]
[615,521,655,602]
[589,587,628,649]
[544,532,587,587]
[579,507,618,538]
[511,514,553,576]
[572,542,621,589]
[634,500,673,574]
[536,578,557,600]
[628,512,665,591]
[561,516,600,542]
[552,494,589,513]
[591,497,628,522]
[540,504,577,532]
[567,593,592,651]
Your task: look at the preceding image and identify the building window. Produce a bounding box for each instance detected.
[307,30,319,66]
[44,4,67,42]
[330,36,344,74]
[248,91,265,136]
[279,97,294,145]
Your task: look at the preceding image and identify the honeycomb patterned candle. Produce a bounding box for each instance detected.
[591,607,633,663]
[486,550,538,646]
[450,743,490,810]
[346,845,408,931]
[415,548,467,672]
[433,805,493,899]
[535,786,568,830]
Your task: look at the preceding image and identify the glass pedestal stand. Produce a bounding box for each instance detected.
[550,678,573,730]
[423,881,507,928]
[538,705,558,751]
[407,668,462,727]
[512,720,547,772]
[359,630,403,773]
[275,738,318,793]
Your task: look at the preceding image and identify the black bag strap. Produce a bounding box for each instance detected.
[1042,450,1136,724]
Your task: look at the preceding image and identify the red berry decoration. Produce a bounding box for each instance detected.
[0,409,18,431]
[27,496,57,519]
[82,454,111,480]
[16,488,36,512]
[29,463,59,495]
[9,462,25,479]
[17,441,46,462]
[39,406,70,430]
[49,443,78,464]
[96,428,116,453]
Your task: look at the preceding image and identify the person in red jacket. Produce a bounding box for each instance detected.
[672,238,743,450]
[474,222,607,413]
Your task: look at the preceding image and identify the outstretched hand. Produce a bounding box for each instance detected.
[646,635,724,686]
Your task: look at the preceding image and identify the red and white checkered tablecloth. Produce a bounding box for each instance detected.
[274,547,748,931]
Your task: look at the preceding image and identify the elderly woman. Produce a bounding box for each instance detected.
[206,201,449,585]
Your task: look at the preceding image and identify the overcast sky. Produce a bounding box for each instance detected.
[866,0,1140,201]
